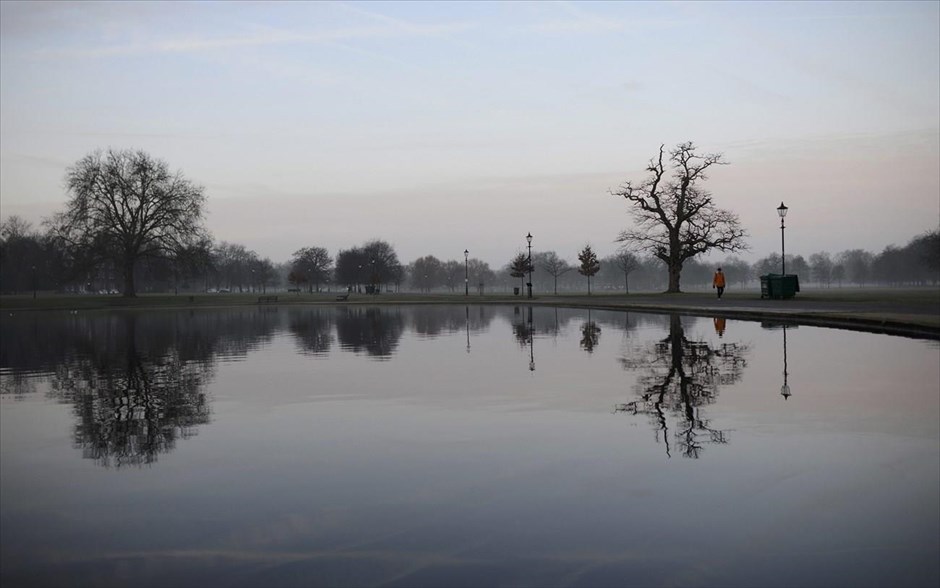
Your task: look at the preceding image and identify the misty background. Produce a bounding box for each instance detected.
[1,1,938,270]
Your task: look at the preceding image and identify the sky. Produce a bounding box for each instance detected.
[1,1,938,268]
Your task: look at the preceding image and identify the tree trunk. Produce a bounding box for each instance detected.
[587,276,592,295]
[666,260,682,293]
[122,257,137,298]
[624,273,629,294]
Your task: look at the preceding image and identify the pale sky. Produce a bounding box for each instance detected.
[1,1,938,267]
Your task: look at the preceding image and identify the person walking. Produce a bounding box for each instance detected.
[712,267,726,299]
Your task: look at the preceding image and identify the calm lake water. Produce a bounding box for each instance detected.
[1,305,938,588]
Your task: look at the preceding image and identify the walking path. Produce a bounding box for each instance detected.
[530,289,940,340]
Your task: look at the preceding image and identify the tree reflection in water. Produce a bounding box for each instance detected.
[2,309,280,468]
[335,306,405,359]
[48,314,213,468]
[616,314,748,458]
[288,308,334,356]
[580,309,601,353]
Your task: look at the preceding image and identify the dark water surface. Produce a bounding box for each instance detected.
[1,306,937,587]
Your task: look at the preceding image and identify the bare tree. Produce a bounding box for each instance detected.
[611,142,747,293]
[49,149,207,297]
[611,250,640,294]
[577,245,600,294]
[539,251,573,294]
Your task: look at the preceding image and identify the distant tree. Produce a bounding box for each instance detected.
[611,142,747,292]
[174,236,214,293]
[838,249,873,286]
[831,263,845,287]
[362,239,402,292]
[809,252,833,287]
[539,251,573,294]
[611,251,640,294]
[720,256,752,288]
[48,149,208,297]
[213,242,255,292]
[287,270,306,292]
[753,253,781,277]
[910,229,940,284]
[442,260,464,292]
[409,255,444,292]
[509,252,531,293]
[577,245,600,294]
[789,254,810,278]
[334,247,368,291]
[467,258,496,294]
[291,246,332,293]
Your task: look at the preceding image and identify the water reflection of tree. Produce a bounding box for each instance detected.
[2,309,281,467]
[616,315,748,458]
[288,308,333,356]
[580,310,601,353]
[50,314,214,468]
[335,307,405,359]
[410,305,494,338]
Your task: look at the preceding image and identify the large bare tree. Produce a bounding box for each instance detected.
[611,142,747,293]
[50,149,207,297]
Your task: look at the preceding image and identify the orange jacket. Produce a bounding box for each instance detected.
[713,271,726,288]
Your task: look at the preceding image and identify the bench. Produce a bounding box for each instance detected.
[335,293,350,301]
[257,295,278,304]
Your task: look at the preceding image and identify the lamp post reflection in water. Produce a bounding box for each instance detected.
[780,325,792,400]
[465,305,470,353]
[528,307,535,371]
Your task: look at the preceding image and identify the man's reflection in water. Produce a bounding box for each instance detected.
[617,315,748,458]
[713,317,726,338]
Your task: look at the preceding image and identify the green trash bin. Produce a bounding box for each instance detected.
[761,274,799,299]
[779,274,800,298]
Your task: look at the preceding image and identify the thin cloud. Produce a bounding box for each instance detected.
[33,21,475,60]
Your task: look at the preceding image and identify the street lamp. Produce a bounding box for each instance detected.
[526,232,533,299]
[777,202,788,275]
[464,249,469,296]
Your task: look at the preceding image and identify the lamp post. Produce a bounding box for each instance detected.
[371,258,376,294]
[526,232,533,299]
[777,202,788,275]
[464,249,469,296]
[31,265,36,299]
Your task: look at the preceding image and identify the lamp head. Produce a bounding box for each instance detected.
[777,202,788,218]
[526,232,533,245]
